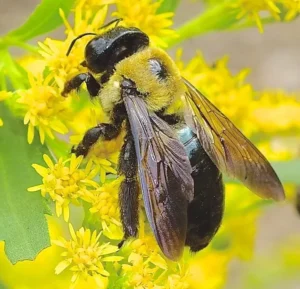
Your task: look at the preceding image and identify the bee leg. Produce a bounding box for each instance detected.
[62,72,100,97]
[118,133,139,245]
[73,123,122,157]
[73,104,126,157]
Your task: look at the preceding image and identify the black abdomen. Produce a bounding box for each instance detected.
[177,126,224,252]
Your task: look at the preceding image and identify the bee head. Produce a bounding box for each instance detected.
[84,27,149,74]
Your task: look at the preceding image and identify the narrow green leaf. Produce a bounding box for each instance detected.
[166,3,239,47]
[7,0,75,42]
[0,104,50,264]
[157,0,181,13]
[0,49,29,90]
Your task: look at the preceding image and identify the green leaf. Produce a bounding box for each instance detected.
[0,49,29,91]
[6,0,75,42]
[0,103,51,264]
[166,2,239,47]
[157,0,181,13]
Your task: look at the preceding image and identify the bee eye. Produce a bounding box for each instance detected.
[149,58,168,80]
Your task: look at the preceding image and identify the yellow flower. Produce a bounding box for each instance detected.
[176,49,255,136]
[188,250,229,289]
[234,0,300,32]
[122,253,164,289]
[113,0,177,47]
[39,5,108,83]
[17,55,46,77]
[53,223,123,288]
[39,36,86,83]
[77,0,116,11]
[282,0,300,20]
[251,90,300,134]
[219,184,261,260]
[234,0,281,32]
[16,73,70,144]
[88,178,123,238]
[28,154,99,221]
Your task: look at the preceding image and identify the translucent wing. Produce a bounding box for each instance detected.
[183,78,285,201]
[124,95,194,260]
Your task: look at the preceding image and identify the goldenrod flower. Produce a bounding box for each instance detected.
[251,90,300,134]
[77,0,116,11]
[88,178,122,237]
[16,73,70,144]
[53,224,123,287]
[28,154,99,221]
[39,5,108,83]
[234,0,281,32]
[282,0,300,20]
[234,0,300,32]
[188,250,229,289]
[176,49,255,136]
[88,156,117,183]
[113,0,177,47]
[18,55,46,77]
[122,253,164,289]
[39,36,85,83]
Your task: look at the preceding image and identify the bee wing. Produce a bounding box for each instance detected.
[183,78,285,201]
[123,95,194,260]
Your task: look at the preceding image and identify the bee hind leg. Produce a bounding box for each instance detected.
[118,132,139,247]
[62,72,100,97]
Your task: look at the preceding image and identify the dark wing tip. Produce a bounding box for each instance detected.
[252,176,285,202]
[265,181,285,202]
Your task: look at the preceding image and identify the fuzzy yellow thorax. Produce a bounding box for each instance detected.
[99,46,185,116]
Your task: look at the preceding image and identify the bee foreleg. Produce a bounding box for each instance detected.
[73,123,122,157]
[118,133,139,242]
[62,72,100,97]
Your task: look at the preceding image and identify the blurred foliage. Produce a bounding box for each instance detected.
[0,0,299,288]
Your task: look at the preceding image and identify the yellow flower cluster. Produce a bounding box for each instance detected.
[17,74,70,143]
[234,0,300,32]
[176,49,255,136]
[29,154,99,221]
[8,0,297,288]
[113,0,177,47]
[53,224,123,287]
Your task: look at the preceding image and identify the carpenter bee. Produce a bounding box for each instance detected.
[62,20,285,261]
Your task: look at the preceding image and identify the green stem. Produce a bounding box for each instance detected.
[166,2,239,47]
[0,36,38,53]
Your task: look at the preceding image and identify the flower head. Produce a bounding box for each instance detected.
[53,224,123,287]
[176,50,255,136]
[88,178,122,237]
[39,5,108,83]
[28,154,99,221]
[113,0,177,47]
[16,73,70,144]
[234,0,300,32]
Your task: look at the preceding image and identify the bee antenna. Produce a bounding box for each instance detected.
[100,18,123,30]
[66,32,97,56]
